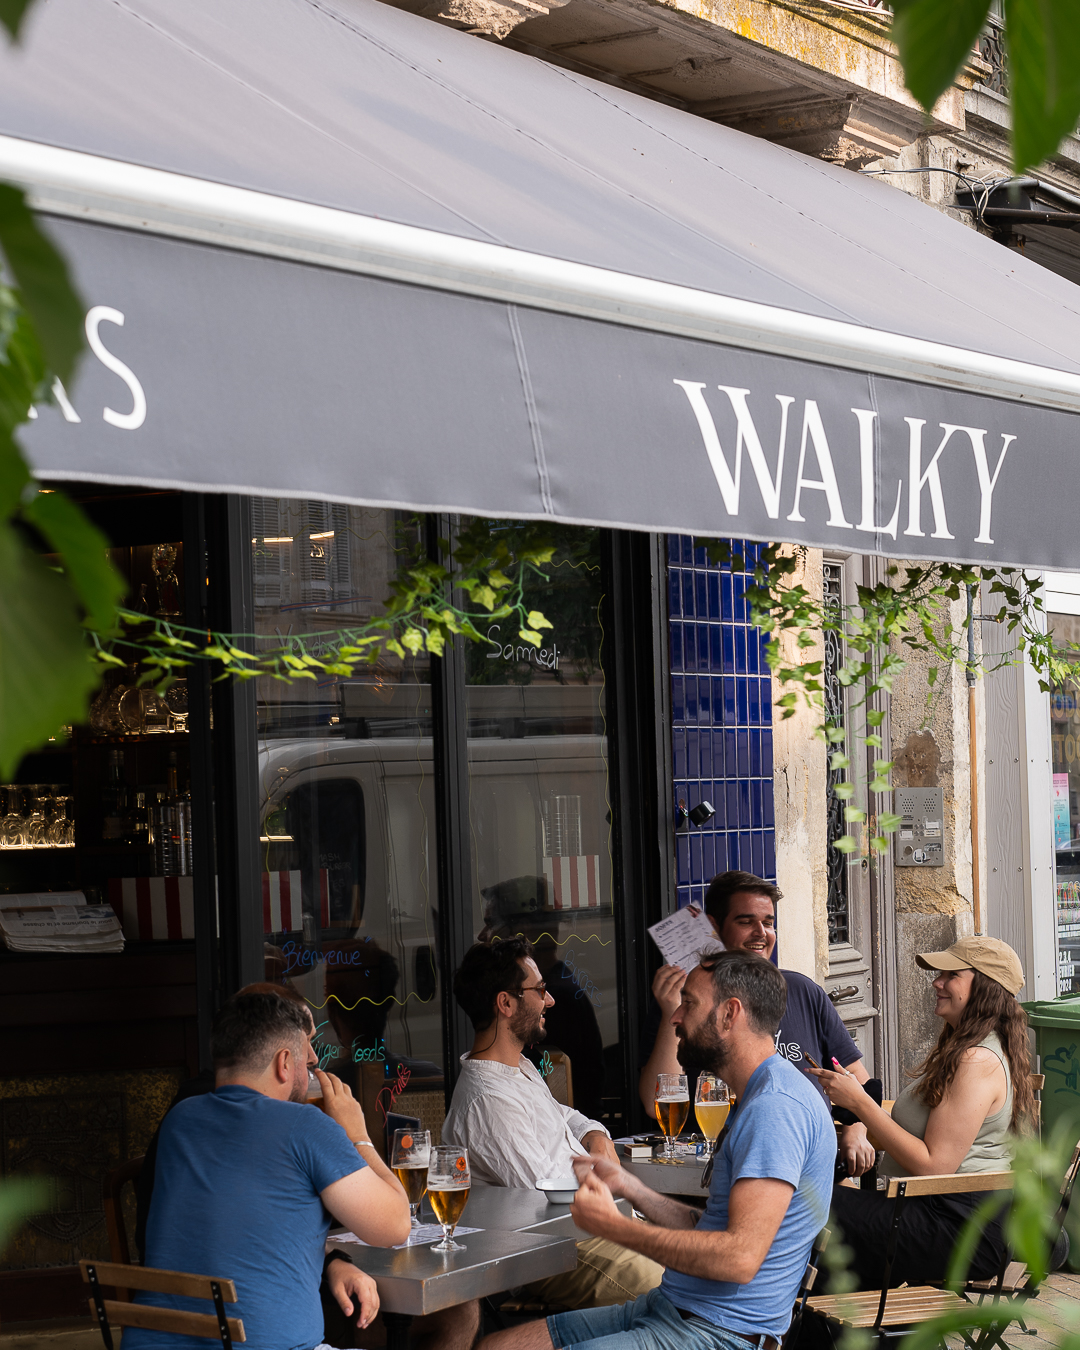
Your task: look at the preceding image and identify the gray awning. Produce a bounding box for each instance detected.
[4,0,1080,568]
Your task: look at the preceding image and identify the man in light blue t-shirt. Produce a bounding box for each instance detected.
[478,950,836,1350]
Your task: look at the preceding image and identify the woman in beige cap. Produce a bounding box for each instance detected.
[808,935,1034,1290]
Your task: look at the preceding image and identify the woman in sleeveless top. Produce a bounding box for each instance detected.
[807,936,1034,1290]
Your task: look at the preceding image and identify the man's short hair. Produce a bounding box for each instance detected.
[453,938,531,1032]
[697,949,787,1037]
[703,870,782,930]
[210,989,311,1072]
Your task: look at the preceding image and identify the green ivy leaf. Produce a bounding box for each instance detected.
[833,834,857,853]
[1006,0,1080,172]
[0,519,101,777]
[22,489,126,633]
[518,628,542,647]
[0,186,84,385]
[525,610,553,630]
[879,812,903,833]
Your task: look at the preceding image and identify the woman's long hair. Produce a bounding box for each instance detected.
[912,969,1034,1132]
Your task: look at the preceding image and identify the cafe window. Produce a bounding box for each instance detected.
[1050,613,1080,995]
[464,523,616,1126]
[255,503,444,1140]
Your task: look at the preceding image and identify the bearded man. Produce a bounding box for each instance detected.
[442,938,663,1308]
[477,949,836,1350]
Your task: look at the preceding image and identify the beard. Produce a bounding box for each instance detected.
[510,1002,547,1048]
[676,1020,730,1077]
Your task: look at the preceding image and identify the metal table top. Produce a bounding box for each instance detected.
[336,1226,576,1316]
[328,1185,634,1316]
[617,1144,711,1197]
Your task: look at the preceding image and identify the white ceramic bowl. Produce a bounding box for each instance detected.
[537,1177,579,1204]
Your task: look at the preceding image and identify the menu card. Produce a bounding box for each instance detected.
[647,905,722,972]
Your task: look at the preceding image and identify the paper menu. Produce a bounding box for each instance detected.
[647,905,722,972]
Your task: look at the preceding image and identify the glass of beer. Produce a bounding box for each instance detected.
[694,1073,731,1156]
[305,1069,325,1110]
[427,1144,471,1252]
[391,1128,431,1228]
[655,1073,689,1163]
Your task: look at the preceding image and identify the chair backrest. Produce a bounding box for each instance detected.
[80,1259,244,1350]
[102,1156,145,1272]
[785,1228,830,1347]
[544,1051,574,1108]
[886,1170,1014,1199]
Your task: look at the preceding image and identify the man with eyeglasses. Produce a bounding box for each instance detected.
[443,939,663,1308]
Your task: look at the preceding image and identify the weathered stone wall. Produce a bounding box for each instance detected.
[771,547,828,985]
[888,589,977,1074]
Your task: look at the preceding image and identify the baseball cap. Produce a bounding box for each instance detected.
[915,936,1025,995]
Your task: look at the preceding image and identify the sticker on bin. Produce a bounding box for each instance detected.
[262,869,330,933]
[109,876,194,941]
[542,856,601,909]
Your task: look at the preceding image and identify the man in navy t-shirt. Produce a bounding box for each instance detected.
[639,870,874,1176]
[126,990,411,1350]
[476,950,836,1350]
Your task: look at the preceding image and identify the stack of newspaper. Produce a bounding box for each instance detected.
[0,892,125,953]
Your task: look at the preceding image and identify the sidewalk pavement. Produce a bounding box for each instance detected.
[999,1272,1080,1349]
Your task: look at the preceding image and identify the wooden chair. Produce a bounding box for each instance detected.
[544,1051,574,1109]
[81,1259,245,1350]
[103,1156,145,1278]
[784,1228,830,1347]
[805,1171,1014,1345]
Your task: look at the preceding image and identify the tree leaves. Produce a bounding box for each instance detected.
[0,1176,50,1254]
[890,0,1080,173]
[0,187,84,385]
[890,0,991,113]
[0,518,101,777]
[1006,0,1080,173]
[0,0,33,42]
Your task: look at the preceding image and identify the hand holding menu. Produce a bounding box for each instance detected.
[647,905,722,972]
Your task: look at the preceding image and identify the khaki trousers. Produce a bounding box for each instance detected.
[513,1233,664,1309]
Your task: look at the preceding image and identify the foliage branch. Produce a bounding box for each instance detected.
[699,539,1066,857]
[92,518,558,688]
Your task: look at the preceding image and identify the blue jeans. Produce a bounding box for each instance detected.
[547,1288,763,1350]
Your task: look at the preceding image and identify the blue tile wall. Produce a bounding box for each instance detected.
[668,537,775,910]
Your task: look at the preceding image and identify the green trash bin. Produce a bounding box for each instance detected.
[1023,996,1080,1272]
[1023,995,1080,1145]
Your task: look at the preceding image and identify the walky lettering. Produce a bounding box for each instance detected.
[486,624,560,670]
[674,382,1015,547]
[27,307,147,431]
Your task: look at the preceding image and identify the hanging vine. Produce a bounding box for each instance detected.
[90,516,559,686]
[699,539,1071,856]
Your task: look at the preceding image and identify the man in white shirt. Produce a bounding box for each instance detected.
[443,939,663,1308]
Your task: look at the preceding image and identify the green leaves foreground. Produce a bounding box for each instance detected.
[891,0,1080,174]
[0,189,127,778]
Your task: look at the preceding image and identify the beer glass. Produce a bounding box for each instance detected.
[305,1069,325,1110]
[391,1128,431,1228]
[427,1144,471,1251]
[654,1073,689,1163]
[694,1073,731,1157]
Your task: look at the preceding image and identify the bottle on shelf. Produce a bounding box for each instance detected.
[152,751,192,876]
[125,790,151,847]
[102,748,127,842]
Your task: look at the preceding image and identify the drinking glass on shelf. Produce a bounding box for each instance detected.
[391,1128,431,1228]
[427,1144,471,1251]
[0,786,24,848]
[25,787,49,847]
[694,1074,732,1157]
[655,1073,690,1163]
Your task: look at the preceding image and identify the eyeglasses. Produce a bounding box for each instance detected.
[513,982,548,997]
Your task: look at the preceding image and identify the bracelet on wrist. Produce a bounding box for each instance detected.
[354,1139,376,1148]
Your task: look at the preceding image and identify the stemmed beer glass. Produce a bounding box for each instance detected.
[427,1144,471,1252]
[391,1128,431,1229]
[694,1073,732,1158]
[654,1073,689,1163]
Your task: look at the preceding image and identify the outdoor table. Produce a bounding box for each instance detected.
[616,1142,711,1197]
[329,1185,633,1349]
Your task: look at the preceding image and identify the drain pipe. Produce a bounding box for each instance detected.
[967,584,983,935]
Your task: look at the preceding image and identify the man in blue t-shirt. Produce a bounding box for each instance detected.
[126,990,412,1350]
[639,870,874,1177]
[477,949,836,1350]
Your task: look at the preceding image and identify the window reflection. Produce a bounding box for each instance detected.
[254,504,443,1135]
[466,524,618,1129]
